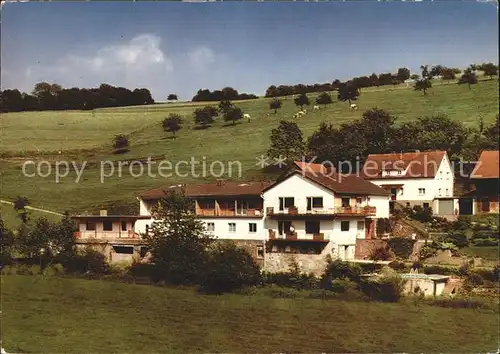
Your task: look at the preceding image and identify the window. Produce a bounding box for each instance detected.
[112,246,134,254]
[257,245,264,259]
[121,221,127,231]
[418,188,426,196]
[103,220,113,231]
[341,197,351,208]
[356,197,363,205]
[305,221,320,234]
[357,221,365,231]
[279,197,295,211]
[438,188,442,196]
[340,221,350,232]
[397,170,402,175]
[236,200,248,215]
[249,223,257,233]
[86,221,96,231]
[307,197,323,210]
[228,223,236,232]
[206,222,215,232]
[401,188,404,196]
[445,189,449,196]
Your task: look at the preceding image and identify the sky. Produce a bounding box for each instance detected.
[1,1,498,100]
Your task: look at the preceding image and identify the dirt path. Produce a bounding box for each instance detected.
[0,199,63,216]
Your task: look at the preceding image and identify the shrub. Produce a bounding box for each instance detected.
[376,218,392,235]
[322,259,363,284]
[388,260,408,271]
[260,285,302,299]
[261,271,320,291]
[466,273,484,287]
[443,231,469,248]
[358,263,384,274]
[369,245,394,261]
[410,205,433,223]
[60,248,109,275]
[471,238,498,247]
[359,273,406,302]
[419,244,438,259]
[387,237,416,259]
[452,216,472,231]
[423,265,459,276]
[113,134,129,150]
[200,242,261,294]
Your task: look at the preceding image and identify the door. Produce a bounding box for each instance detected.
[438,199,454,215]
[338,245,349,260]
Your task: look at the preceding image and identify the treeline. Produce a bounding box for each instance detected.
[264,63,498,98]
[0,82,154,112]
[191,87,258,102]
[268,108,500,172]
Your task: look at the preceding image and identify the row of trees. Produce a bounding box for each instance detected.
[265,62,497,98]
[267,108,499,170]
[0,82,154,112]
[191,87,258,102]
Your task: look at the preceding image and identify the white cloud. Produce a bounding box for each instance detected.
[187,46,215,71]
[23,34,172,93]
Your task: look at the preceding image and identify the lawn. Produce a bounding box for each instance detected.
[0,203,62,230]
[0,78,498,213]
[1,275,498,353]
[461,246,499,261]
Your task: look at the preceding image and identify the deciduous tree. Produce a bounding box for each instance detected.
[337,83,360,105]
[294,93,310,109]
[268,121,305,164]
[269,98,282,114]
[162,114,183,137]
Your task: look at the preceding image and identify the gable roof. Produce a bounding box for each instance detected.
[471,150,499,179]
[293,161,335,174]
[361,151,447,179]
[139,181,272,200]
[264,170,389,196]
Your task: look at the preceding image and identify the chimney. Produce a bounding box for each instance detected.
[216,179,226,187]
[99,209,108,216]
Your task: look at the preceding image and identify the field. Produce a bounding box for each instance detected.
[1,275,498,353]
[461,246,499,261]
[0,203,62,230]
[0,79,498,213]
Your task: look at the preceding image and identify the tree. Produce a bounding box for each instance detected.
[218,100,234,115]
[441,68,456,83]
[167,93,178,101]
[13,196,30,223]
[410,74,420,80]
[396,67,410,82]
[414,65,432,95]
[0,217,14,266]
[483,114,499,150]
[479,62,498,79]
[113,134,129,150]
[162,114,183,137]
[269,98,282,114]
[337,83,360,105]
[223,107,243,125]
[315,92,332,106]
[391,77,402,87]
[143,191,213,285]
[267,120,305,164]
[360,108,397,154]
[430,65,445,78]
[458,68,478,90]
[294,93,310,109]
[193,105,218,128]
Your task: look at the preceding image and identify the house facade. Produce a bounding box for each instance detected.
[137,165,390,273]
[470,150,499,214]
[362,151,457,216]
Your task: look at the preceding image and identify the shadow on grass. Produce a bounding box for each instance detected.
[193,125,212,131]
[221,122,243,128]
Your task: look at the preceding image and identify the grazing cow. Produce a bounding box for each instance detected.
[243,113,251,122]
[313,105,320,111]
[350,103,358,110]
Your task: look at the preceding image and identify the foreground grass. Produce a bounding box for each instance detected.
[0,79,498,212]
[1,275,498,353]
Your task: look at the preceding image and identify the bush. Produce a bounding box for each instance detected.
[388,260,408,271]
[470,238,498,247]
[261,271,320,291]
[443,231,469,248]
[113,134,129,150]
[200,242,261,294]
[376,218,392,235]
[260,285,302,299]
[451,216,472,231]
[359,273,406,302]
[322,259,363,284]
[410,205,433,223]
[60,248,109,275]
[419,244,438,259]
[387,237,416,259]
[423,265,459,276]
[472,267,499,282]
[358,263,384,274]
[369,245,394,261]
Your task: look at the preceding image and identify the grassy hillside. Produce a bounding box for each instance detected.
[0,203,62,229]
[2,275,498,353]
[0,79,498,213]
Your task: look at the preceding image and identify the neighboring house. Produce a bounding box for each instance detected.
[362,151,457,216]
[72,210,150,263]
[470,150,499,214]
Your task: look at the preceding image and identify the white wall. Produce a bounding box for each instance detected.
[201,218,265,240]
[263,174,335,214]
[369,195,390,218]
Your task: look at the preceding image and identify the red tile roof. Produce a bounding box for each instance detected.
[361,151,447,179]
[471,150,499,179]
[265,170,389,196]
[139,181,272,200]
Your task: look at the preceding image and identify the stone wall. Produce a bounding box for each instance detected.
[354,239,387,260]
[230,239,265,267]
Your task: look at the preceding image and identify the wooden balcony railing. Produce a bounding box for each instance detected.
[196,208,263,217]
[266,206,376,216]
[267,230,327,242]
[73,230,140,239]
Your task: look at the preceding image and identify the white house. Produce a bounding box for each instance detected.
[361,151,457,215]
[262,170,390,265]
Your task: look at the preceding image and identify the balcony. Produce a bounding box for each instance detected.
[268,229,328,242]
[73,230,141,240]
[196,208,263,218]
[266,206,376,218]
